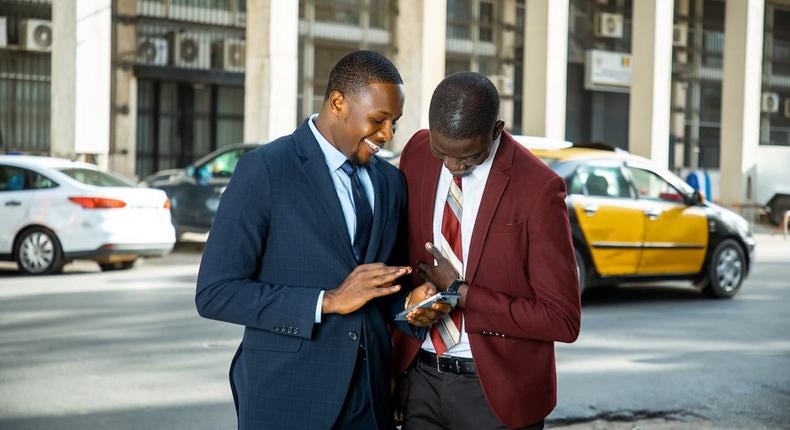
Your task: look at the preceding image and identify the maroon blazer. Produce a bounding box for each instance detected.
[392,129,582,428]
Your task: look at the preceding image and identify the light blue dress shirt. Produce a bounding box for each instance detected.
[308,114,375,322]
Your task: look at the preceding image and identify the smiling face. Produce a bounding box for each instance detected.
[429,120,505,176]
[325,83,404,166]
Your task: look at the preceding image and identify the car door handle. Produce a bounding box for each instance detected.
[4,200,21,207]
[644,208,662,220]
[583,204,598,215]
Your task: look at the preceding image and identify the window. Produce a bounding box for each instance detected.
[58,168,134,188]
[27,171,57,190]
[0,166,57,191]
[479,0,494,42]
[574,164,632,198]
[197,148,245,179]
[627,167,685,203]
[0,166,27,192]
[315,0,360,25]
[447,0,472,39]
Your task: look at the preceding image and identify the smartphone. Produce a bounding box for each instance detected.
[394,291,460,321]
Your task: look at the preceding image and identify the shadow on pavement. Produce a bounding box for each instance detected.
[581,283,705,306]
[0,402,237,430]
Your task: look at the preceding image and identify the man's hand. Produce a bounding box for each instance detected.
[405,282,452,327]
[416,242,459,292]
[322,263,411,315]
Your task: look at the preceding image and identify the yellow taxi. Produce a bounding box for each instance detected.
[516,137,755,299]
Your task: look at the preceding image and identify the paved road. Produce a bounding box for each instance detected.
[0,235,788,429]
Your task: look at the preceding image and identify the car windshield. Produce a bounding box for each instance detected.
[58,168,134,187]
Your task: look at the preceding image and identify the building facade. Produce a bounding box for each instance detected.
[0,0,788,208]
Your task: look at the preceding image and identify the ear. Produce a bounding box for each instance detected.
[492,120,506,140]
[327,90,347,117]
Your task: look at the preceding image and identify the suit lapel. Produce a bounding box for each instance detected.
[364,159,386,263]
[465,134,515,283]
[293,121,357,267]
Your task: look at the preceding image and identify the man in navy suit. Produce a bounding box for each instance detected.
[196,50,413,430]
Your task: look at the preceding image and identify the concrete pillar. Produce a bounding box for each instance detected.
[628,0,674,169]
[522,0,568,139]
[110,0,138,179]
[719,0,764,205]
[498,0,518,130]
[51,0,112,168]
[393,0,446,150]
[244,0,299,143]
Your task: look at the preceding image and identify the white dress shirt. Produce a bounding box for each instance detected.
[421,135,501,358]
[307,114,375,323]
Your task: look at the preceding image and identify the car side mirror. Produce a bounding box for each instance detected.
[691,190,705,205]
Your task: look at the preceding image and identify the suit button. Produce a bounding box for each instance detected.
[294,327,300,334]
[348,331,358,341]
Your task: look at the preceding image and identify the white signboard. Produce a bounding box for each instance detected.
[584,49,632,93]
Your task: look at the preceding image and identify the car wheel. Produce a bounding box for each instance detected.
[14,227,65,275]
[99,260,136,271]
[702,239,746,299]
[575,248,587,294]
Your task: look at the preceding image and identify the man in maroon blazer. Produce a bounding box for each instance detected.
[392,72,581,430]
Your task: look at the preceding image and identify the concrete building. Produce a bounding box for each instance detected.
[1,0,789,213]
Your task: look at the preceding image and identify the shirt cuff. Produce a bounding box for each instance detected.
[315,290,325,323]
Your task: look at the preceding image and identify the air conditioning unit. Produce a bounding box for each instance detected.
[762,92,780,113]
[20,19,52,52]
[212,39,245,72]
[594,13,623,39]
[784,98,790,118]
[169,33,210,69]
[137,37,168,66]
[673,24,688,47]
[0,17,7,48]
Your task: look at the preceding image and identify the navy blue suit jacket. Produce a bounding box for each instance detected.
[196,120,407,430]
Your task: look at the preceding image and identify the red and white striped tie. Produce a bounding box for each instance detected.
[431,175,464,356]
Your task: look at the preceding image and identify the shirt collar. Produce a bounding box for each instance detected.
[308,113,348,172]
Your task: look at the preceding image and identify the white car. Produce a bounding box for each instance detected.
[0,155,176,274]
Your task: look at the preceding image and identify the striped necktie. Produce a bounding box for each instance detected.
[431,175,464,356]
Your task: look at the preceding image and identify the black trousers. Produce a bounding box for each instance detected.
[403,359,544,430]
[332,347,378,430]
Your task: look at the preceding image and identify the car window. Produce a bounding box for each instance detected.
[575,164,633,198]
[0,165,27,192]
[58,168,134,187]
[627,167,685,203]
[27,171,58,190]
[567,171,584,195]
[198,149,243,179]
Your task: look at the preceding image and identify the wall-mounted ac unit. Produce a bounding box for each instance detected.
[0,17,7,48]
[673,24,688,47]
[212,39,245,72]
[20,19,52,52]
[784,98,790,118]
[594,13,623,39]
[169,33,210,69]
[137,37,168,66]
[762,92,780,113]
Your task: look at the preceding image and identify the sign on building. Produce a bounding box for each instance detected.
[584,49,632,93]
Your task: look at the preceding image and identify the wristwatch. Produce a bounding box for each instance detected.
[447,279,466,294]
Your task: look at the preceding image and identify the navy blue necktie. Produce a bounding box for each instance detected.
[340,161,373,263]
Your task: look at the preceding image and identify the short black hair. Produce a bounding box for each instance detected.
[324,50,403,100]
[429,72,499,139]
